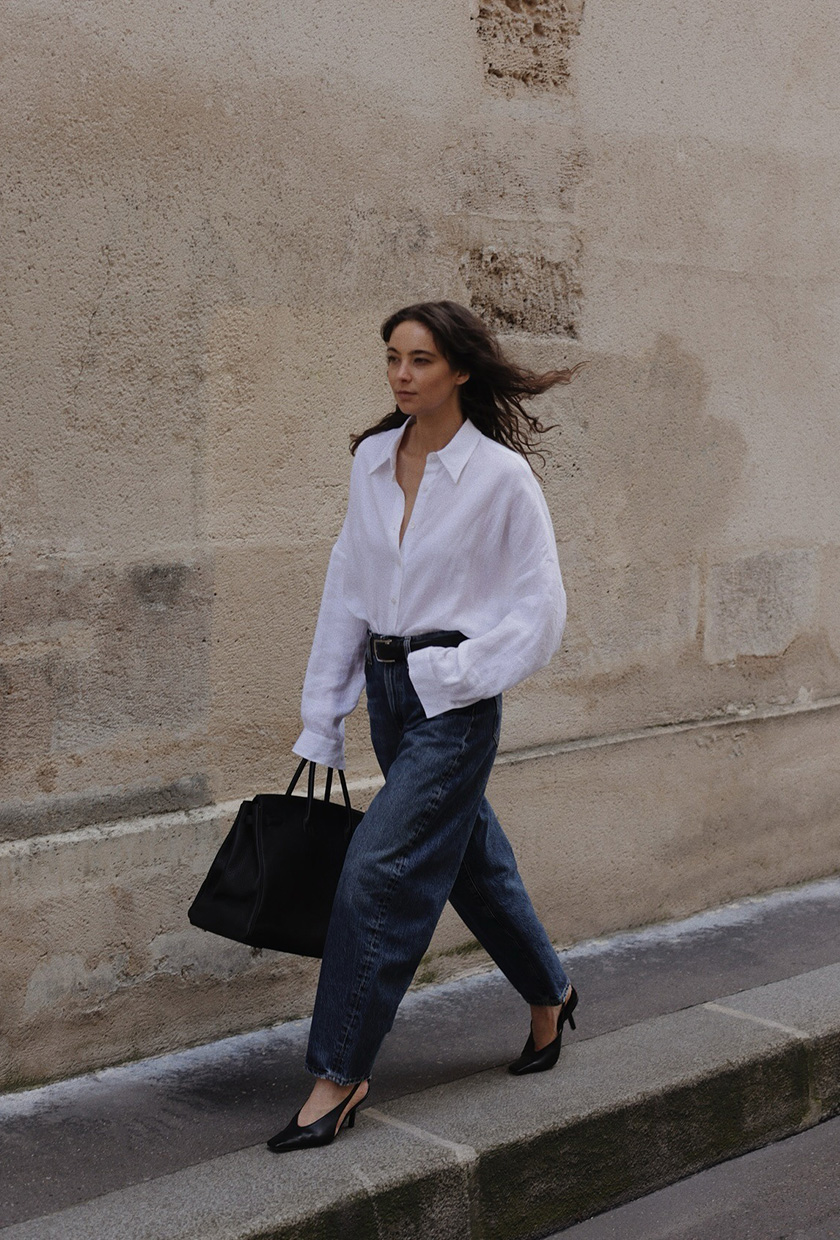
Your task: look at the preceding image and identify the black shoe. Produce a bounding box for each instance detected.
[508,984,578,1076]
[266,1080,368,1153]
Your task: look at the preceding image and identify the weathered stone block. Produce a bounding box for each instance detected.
[0,559,93,640]
[0,555,212,831]
[0,653,66,772]
[48,559,212,746]
[704,549,818,664]
[476,0,584,94]
[460,245,580,335]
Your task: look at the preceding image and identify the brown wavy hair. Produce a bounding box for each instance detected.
[350,300,582,464]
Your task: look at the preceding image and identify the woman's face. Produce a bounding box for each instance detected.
[385,320,468,421]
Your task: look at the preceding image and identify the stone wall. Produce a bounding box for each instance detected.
[2,0,839,1088]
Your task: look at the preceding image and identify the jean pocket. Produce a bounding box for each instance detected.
[492,694,502,746]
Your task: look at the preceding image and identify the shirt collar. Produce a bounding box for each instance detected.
[366,417,483,483]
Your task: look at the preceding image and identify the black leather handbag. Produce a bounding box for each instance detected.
[188,760,363,958]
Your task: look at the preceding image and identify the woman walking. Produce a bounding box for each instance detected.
[268,300,578,1153]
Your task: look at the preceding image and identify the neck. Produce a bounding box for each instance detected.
[405,406,465,455]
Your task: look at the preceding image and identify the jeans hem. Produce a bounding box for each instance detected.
[521,979,574,1007]
[304,1061,366,1087]
[522,992,566,1006]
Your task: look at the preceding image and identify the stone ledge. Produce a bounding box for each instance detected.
[4,964,839,1240]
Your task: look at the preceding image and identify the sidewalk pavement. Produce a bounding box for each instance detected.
[2,877,840,1239]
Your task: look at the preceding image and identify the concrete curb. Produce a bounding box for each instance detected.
[4,963,840,1240]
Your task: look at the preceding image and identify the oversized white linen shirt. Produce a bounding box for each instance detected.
[293,417,566,769]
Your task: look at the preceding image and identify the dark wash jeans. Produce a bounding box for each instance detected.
[305,637,570,1085]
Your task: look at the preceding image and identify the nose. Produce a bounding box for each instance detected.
[396,360,412,382]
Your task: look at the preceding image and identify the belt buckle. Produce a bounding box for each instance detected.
[373,638,397,663]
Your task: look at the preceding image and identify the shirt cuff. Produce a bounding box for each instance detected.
[406,646,475,719]
[293,727,345,770]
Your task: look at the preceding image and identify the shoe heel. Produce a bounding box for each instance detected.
[347,1109,356,1130]
[563,984,578,1032]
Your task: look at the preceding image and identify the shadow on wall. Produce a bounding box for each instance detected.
[557,333,749,562]
[543,334,838,733]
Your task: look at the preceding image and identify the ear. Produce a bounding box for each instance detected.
[455,370,470,386]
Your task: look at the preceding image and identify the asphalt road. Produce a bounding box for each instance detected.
[551,1113,840,1239]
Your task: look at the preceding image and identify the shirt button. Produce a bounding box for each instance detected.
[390,597,397,605]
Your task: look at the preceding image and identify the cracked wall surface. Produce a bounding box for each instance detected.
[2,0,840,1085]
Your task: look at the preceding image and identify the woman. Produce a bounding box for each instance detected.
[268,300,578,1153]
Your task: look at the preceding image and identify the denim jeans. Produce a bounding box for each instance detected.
[305,636,570,1085]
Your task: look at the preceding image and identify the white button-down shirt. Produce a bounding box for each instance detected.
[294,417,566,768]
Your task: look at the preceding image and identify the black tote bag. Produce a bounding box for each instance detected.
[188,760,363,958]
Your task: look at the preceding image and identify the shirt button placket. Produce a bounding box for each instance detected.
[386,478,403,632]
[388,556,402,631]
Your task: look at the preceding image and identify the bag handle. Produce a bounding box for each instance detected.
[286,759,355,837]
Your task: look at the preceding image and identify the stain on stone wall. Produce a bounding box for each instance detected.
[476,0,585,95]
[460,245,580,335]
[128,564,192,610]
[704,550,819,665]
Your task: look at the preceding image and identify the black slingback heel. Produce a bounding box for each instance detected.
[508,984,578,1076]
[267,1080,369,1153]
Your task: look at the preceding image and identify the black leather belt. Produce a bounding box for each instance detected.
[368,630,467,663]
